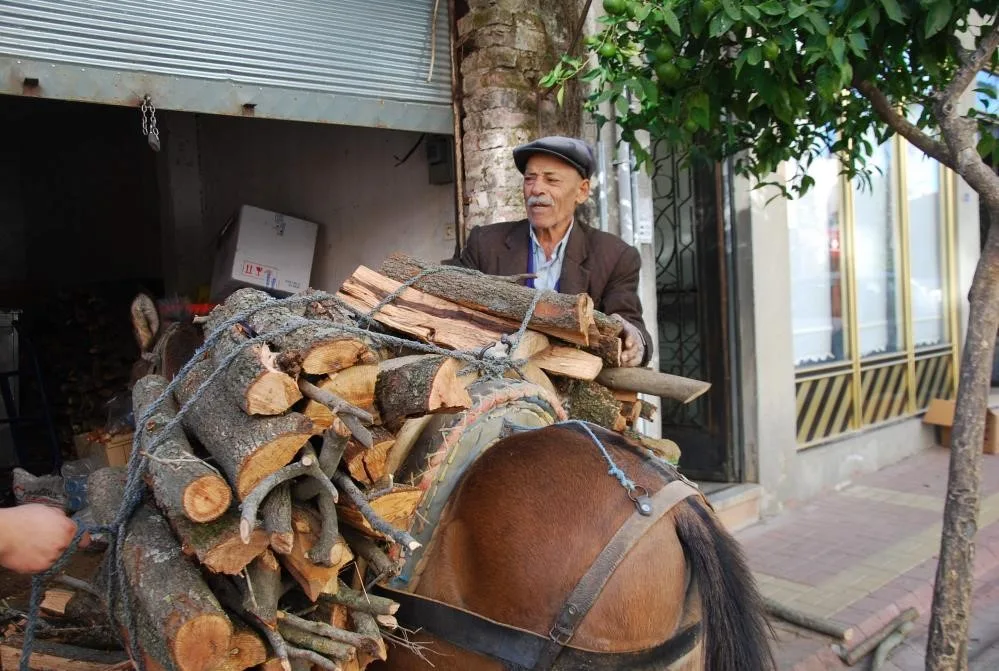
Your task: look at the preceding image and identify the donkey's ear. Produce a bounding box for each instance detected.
[130,293,160,353]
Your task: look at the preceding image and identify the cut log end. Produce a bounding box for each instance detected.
[245,370,304,416]
[183,474,233,523]
[202,530,270,575]
[172,614,232,671]
[301,340,375,375]
[236,433,315,499]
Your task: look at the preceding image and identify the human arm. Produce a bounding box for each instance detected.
[600,246,653,367]
[0,504,80,574]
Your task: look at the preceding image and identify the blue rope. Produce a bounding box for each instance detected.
[557,420,638,493]
[19,263,550,670]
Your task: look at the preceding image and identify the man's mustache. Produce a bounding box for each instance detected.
[527,196,553,207]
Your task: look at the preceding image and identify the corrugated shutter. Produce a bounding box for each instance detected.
[0,0,452,133]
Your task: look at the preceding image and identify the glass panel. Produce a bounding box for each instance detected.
[788,152,847,367]
[853,139,903,358]
[906,142,947,347]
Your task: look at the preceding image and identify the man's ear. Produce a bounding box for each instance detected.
[576,178,591,204]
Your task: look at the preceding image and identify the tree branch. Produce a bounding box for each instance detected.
[939,14,999,112]
[853,79,957,171]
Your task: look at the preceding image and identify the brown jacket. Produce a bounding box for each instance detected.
[449,219,653,366]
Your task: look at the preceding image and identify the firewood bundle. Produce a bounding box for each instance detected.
[78,255,704,671]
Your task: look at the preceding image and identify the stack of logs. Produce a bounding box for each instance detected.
[82,254,704,671]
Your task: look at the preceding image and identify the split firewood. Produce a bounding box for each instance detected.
[612,389,639,403]
[379,253,596,347]
[280,507,354,601]
[343,428,395,486]
[624,431,682,464]
[88,467,233,671]
[375,355,472,431]
[214,626,267,671]
[298,378,373,447]
[133,374,231,523]
[319,365,379,414]
[639,399,657,421]
[333,477,421,550]
[530,345,604,380]
[174,359,316,499]
[338,266,516,351]
[170,508,270,575]
[595,367,711,404]
[39,588,74,616]
[382,415,433,478]
[261,483,294,555]
[208,288,377,376]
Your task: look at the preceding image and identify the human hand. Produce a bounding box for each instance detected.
[612,314,646,367]
[0,504,82,574]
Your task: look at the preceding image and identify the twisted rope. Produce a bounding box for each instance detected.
[20,263,547,671]
[557,420,638,493]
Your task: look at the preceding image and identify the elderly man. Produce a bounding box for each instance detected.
[453,136,652,367]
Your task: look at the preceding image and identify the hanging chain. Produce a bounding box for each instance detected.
[141,95,161,152]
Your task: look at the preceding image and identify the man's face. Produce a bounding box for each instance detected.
[522,154,591,231]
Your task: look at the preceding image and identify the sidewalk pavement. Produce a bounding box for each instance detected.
[735,446,999,670]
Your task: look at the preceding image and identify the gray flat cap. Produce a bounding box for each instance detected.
[513,136,596,178]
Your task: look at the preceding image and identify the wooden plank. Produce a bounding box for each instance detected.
[40,588,75,615]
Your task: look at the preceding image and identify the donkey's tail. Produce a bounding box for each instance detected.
[674,497,775,671]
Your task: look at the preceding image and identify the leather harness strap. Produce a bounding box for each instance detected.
[378,478,703,670]
[534,479,702,668]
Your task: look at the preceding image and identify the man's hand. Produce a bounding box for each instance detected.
[611,314,646,367]
[0,504,81,574]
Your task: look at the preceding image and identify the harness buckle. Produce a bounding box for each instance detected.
[628,485,653,516]
[548,623,573,646]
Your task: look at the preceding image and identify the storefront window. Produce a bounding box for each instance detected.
[788,153,847,367]
[853,139,903,358]
[906,143,947,347]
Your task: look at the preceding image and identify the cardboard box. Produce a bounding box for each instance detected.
[922,398,999,454]
[73,431,134,467]
[210,205,319,300]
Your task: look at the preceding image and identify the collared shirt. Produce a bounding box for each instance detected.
[528,220,573,292]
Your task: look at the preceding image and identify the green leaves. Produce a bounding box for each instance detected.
[662,7,682,36]
[758,1,785,16]
[721,0,742,21]
[879,0,906,24]
[924,0,953,38]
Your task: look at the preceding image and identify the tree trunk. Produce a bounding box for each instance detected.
[133,374,232,523]
[174,359,316,499]
[213,626,267,671]
[926,212,999,670]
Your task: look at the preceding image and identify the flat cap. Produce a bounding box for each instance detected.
[513,136,596,179]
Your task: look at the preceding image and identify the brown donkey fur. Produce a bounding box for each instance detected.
[374,424,774,671]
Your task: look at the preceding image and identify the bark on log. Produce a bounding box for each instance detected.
[133,374,231,523]
[277,611,382,659]
[169,508,270,575]
[624,431,682,464]
[262,482,295,555]
[174,359,316,499]
[277,624,353,663]
[87,467,233,671]
[349,610,387,664]
[595,367,711,404]
[559,379,624,431]
[199,304,302,416]
[239,550,283,627]
[379,253,595,345]
[207,288,376,376]
[375,355,472,431]
[320,582,399,618]
[340,532,402,582]
[280,507,354,601]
